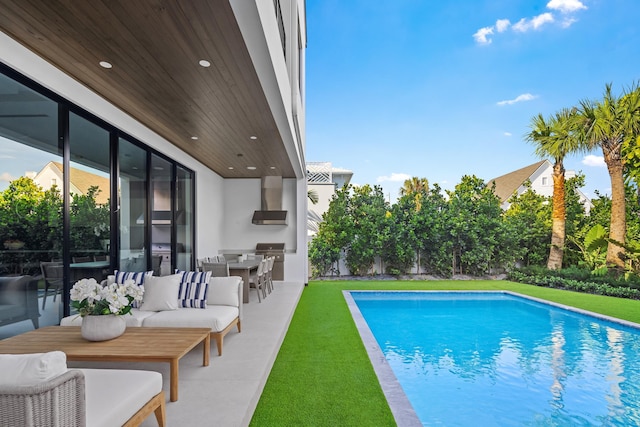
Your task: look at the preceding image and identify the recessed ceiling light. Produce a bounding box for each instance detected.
[191,136,198,140]
[250,136,258,140]
[270,166,276,170]
[228,166,234,170]
[153,166,164,170]
[247,166,257,170]
[99,61,112,69]
[199,60,211,67]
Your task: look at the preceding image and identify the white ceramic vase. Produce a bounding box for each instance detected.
[81,314,126,341]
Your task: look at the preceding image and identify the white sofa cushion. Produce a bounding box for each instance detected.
[208,276,241,307]
[141,306,239,332]
[81,368,162,427]
[0,351,67,386]
[139,274,182,311]
[61,310,154,327]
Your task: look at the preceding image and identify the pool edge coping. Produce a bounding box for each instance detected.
[343,290,423,427]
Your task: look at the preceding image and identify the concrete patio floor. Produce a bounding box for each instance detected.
[2,281,304,427]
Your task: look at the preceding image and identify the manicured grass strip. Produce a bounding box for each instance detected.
[250,280,640,426]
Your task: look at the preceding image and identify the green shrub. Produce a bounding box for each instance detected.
[508,269,640,300]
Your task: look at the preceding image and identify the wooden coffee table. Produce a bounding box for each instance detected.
[0,326,211,402]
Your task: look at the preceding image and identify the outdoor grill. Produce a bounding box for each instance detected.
[255,243,285,280]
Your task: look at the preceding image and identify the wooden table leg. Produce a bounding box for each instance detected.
[203,334,210,366]
[170,359,178,402]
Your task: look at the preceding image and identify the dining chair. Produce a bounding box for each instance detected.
[248,260,267,302]
[201,261,229,277]
[265,256,275,293]
[93,254,109,262]
[72,256,92,263]
[40,261,63,310]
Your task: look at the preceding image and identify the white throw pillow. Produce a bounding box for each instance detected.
[0,351,67,386]
[139,274,182,311]
[208,277,240,307]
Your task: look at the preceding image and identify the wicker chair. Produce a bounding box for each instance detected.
[0,369,165,427]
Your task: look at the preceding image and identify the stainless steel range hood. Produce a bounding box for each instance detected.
[252,176,288,225]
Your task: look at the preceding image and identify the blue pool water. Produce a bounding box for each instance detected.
[350,291,640,426]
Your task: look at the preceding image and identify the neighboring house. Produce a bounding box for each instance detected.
[31,161,110,205]
[488,160,593,212]
[307,162,353,236]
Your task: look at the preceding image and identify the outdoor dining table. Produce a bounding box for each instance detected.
[227,259,261,303]
[70,260,110,282]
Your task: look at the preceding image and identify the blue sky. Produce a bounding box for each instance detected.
[305,0,640,202]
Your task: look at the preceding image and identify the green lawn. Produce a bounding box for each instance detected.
[250,280,640,426]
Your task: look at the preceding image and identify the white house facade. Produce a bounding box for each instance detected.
[0,1,307,329]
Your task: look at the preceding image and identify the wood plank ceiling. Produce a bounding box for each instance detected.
[0,0,295,178]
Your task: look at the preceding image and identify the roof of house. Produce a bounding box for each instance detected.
[488,160,548,202]
[49,162,110,205]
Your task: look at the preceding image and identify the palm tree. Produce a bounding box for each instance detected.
[399,177,429,196]
[307,189,319,205]
[399,177,429,211]
[526,108,583,270]
[577,83,640,268]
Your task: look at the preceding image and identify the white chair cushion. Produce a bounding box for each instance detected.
[208,276,241,307]
[141,306,238,332]
[0,351,67,386]
[139,274,182,311]
[81,368,162,427]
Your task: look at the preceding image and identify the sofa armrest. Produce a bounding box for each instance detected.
[208,276,243,322]
[0,369,86,427]
[0,275,35,306]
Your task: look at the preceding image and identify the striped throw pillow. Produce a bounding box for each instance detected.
[177,281,209,308]
[175,270,211,309]
[114,270,153,308]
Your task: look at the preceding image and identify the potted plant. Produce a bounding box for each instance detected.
[70,278,143,341]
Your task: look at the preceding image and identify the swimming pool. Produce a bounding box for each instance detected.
[347,291,640,426]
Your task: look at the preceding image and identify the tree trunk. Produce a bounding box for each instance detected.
[605,156,626,268]
[547,162,566,270]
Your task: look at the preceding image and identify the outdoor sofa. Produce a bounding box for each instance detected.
[0,351,165,427]
[0,275,39,330]
[61,274,243,356]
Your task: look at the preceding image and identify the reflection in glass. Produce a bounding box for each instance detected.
[151,154,172,276]
[69,112,110,290]
[0,72,61,336]
[176,165,194,271]
[119,138,147,272]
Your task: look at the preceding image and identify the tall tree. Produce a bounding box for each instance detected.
[578,83,640,268]
[526,108,583,269]
[399,177,429,211]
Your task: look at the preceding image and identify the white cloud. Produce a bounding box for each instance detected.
[377,173,411,183]
[504,132,512,137]
[0,172,14,182]
[495,19,511,33]
[496,93,538,106]
[475,0,586,44]
[582,154,606,167]
[561,17,577,28]
[547,0,587,14]
[513,13,554,32]
[473,26,494,45]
